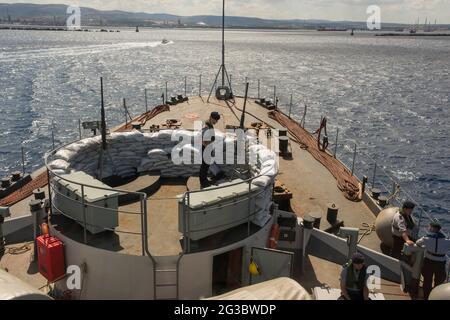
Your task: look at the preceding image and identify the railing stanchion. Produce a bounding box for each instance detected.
[51,121,55,150]
[140,195,145,256]
[372,162,377,188]
[273,85,276,103]
[351,143,357,176]
[289,94,293,118]
[165,82,168,104]
[334,128,339,158]
[257,79,260,99]
[248,180,251,237]
[21,146,25,175]
[78,119,82,140]
[81,185,87,245]
[187,193,191,253]
[199,74,202,97]
[144,88,148,113]
[184,76,187,97]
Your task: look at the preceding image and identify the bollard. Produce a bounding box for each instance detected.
[11,171,22,182]
[33,188,46,201]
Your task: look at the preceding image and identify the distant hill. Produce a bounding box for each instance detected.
[1,3,445,30]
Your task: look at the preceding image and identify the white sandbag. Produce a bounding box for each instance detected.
[258,149,276,163]
[49,159,70,171]
[148,149,168,157]
[252,176,272,187]
[54,148,77,162]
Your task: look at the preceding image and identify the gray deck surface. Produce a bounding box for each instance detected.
[1,96,410,299]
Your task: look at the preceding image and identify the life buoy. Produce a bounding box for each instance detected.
[267,223,281,249]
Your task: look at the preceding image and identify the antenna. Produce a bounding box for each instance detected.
[208,0,233,102]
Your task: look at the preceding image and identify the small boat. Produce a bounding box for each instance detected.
[161,39,169,44]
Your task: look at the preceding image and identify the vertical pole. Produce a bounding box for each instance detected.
[51,121,55,150]
[221,0,225,87]
[289,94,293,118]
[81,185,87,245]
[229,74,232,89]
[334,128,339,158]
[100,77,107,151]
[372,162,377,188]
[46,169,53,216]
[144,88,148,113]
[257,79,260,99]
[140,195,145,256]
[273,85,276,103]
[123,98,127,125]
[240,82,249,129]
[78,119,82,140]
[165,81,168,104]
[184,76,187,97]
[187,193,191,254]
[351,143,357,176]
[199,74,202,97]
[247,180,251,237]
[21,146,25,175]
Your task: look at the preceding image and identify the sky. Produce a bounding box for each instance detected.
[1,0,450,24]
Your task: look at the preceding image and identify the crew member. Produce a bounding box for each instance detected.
[416,220,450,300]
[339,252,370,300]
[390,201,417,259]
[199,112,221,189]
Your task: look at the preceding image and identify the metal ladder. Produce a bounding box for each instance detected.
[153,256,180,300]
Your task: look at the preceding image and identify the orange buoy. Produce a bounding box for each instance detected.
[267,223,280,249]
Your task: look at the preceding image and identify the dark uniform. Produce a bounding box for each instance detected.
[416,223,450,299]
[339,253,370,300]
[199,118,216,189]
[391,208,417,260]
[339,262,369,300]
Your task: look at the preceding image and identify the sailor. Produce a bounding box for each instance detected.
[390,201,417,260]
[416,220,450,300]
[339,252,370,300]
[199,112,221,189]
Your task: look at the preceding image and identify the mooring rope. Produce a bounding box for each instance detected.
[268,109,361,202]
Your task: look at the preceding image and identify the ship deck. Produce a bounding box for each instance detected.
[1,96,411,299]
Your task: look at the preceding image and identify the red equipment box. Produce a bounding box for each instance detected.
[37,235,65,282]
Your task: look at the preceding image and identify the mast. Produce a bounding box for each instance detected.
[221,0,225,87]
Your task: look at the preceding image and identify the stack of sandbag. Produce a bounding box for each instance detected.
[138,148,171,173]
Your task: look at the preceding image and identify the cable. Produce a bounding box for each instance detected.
[358,222,376,244]
[5,241,33,255]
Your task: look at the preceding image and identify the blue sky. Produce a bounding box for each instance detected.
[1,0,450,23]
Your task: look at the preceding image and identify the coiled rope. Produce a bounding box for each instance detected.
[268,109,361,202]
